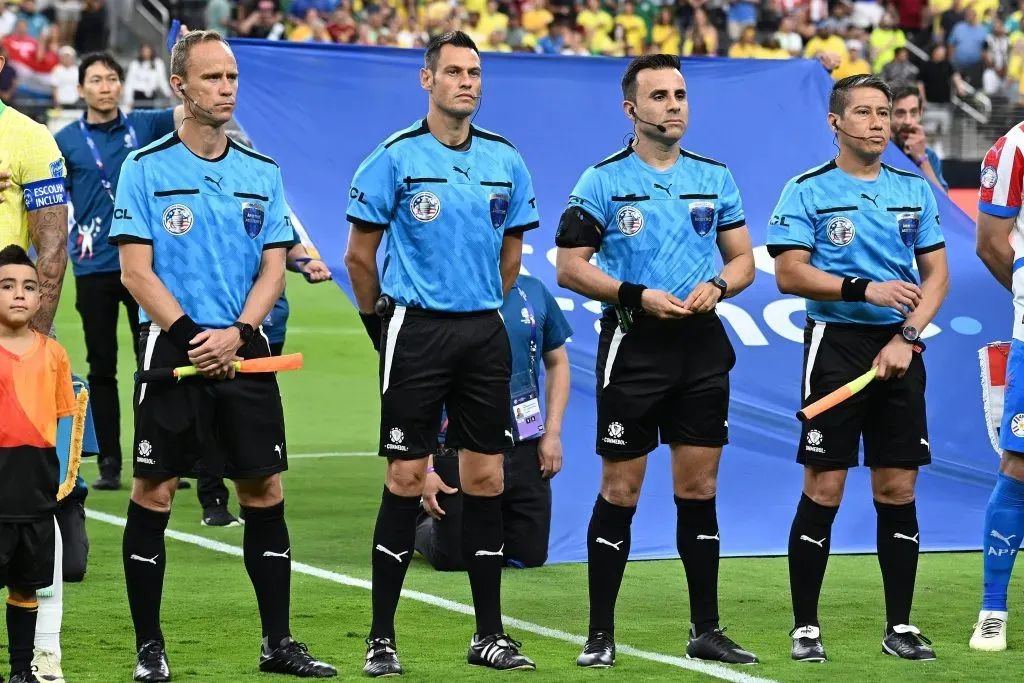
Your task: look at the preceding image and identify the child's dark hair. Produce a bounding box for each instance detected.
[0,245,37,271]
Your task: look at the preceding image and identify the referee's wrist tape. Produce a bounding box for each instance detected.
[841,277,869,303]
[167,315,204,353]
[618,282,647,309]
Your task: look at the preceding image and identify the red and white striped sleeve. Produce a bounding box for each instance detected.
[979,126,1024,218]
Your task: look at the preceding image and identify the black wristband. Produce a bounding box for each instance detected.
[167,315,204,353]
[360,312,382,352]
[840,276,869,303]
[618,282,647,309]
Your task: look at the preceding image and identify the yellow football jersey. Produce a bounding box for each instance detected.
[0,102,67,251]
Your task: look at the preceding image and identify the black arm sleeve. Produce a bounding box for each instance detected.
[555,206,604,250]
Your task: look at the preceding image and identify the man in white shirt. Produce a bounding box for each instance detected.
[51,46,79,108]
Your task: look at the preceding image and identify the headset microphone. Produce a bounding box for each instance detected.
[833,124,879,142]
[178,85,218,118]
[630,105,667,133]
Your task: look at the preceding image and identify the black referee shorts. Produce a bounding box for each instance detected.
[595,310,736,459]
[0,517,55,591]
[379,306,512,460]
[798,319,929,470]
[132,323,288,481]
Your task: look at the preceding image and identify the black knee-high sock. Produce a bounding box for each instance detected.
[876,499,920,627]
[462,492,505,636]
[675,496,721,635]
[123,500,169,648]
[370,487,421,641]
[7,597,37,674]
[587,495,636,637]
[788,494,839,628]
[241,501,292,648]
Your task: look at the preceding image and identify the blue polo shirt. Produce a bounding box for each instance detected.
[56,109,176,277]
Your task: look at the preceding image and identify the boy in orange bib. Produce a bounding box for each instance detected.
[0,245,75,683]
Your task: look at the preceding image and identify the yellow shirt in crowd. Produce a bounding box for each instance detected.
[522,7,554,36]
[868,28,905,73]
[758,46,792,59]
[832,57,872,80]
[803,35,847,61]
[577,9,614,36]
[651,24,680,55]
[728,42,760,58]
[615,14,647,54]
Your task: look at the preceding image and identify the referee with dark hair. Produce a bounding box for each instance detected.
[345,31,540,677]
[767,74,949,663]
[555,54,758,668]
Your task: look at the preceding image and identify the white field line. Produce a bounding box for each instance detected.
[86,510,776,683]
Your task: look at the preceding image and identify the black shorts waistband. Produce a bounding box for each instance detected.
[805,317,903,333]
[603,307,719,329]
[390,304,499,320]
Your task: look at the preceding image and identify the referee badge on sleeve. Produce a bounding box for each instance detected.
[897,212,919,248]
[242,201,265,239]
[489,192,509,229]
[689,201,715,237]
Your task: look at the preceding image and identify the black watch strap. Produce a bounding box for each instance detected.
[233,321,255,343]
[708,276,727,297]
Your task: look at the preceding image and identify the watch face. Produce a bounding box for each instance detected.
[902,326,919,341]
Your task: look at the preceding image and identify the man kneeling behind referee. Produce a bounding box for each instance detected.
[416,274,571,570]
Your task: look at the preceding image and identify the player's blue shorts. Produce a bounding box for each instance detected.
[999,339,1024,455]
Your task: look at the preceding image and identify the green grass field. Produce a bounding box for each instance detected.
[32,272,1024,681]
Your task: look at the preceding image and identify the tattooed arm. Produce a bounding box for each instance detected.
[27,204,69,334]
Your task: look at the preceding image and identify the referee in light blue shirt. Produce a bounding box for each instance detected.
[344,31,540,677]
[766,75,948,663]
[108,30,335,679]
[54,52,182,494]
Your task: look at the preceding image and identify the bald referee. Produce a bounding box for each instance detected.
[555,54,758,668]
[109,30,335,680]
[767,75,948,663]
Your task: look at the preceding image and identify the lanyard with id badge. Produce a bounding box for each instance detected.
[78,117,138,203]
[510,285,545,441]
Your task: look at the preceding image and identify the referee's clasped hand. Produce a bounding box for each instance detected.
[188,328,244,379]
[641,288,692,319]
[873,337,914,381]
[865,280,922,316]
[299,258,332,283]
[681,282,722,315]
[0,168,11,202]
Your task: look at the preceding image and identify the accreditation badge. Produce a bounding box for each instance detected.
[510,370,544,440]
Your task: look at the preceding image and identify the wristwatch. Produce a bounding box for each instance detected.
[232,321,255,344]
[901,325,920,344]
[708,276,728,299]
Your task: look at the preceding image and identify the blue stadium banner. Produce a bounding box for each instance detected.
[233,41,998,563]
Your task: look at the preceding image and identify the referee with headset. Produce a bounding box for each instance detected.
[767,74,948,663]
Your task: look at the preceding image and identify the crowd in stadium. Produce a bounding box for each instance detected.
[211,0,1024,102]
[0,0,1022,111]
